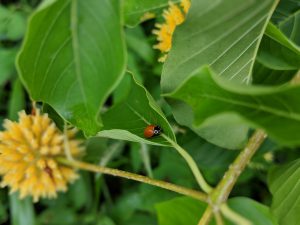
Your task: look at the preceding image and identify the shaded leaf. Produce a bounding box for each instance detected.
[279,10,300,46]
[10,194,35,225]
[252,61,296,85]
[37,207,76,225]
[126,26,155,64]
[0,6,26,41]
[268,159,300,225]
[165,66,300,147]
[98,73,175,146]
[257,23,300,70]
[17,0,126,136]
[271,0,300,25]
[8,78,25,121]
[0,47,18,86]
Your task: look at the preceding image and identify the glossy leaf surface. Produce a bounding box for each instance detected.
[17,0,126,136]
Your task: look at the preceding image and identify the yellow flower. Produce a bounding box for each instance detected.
[153,0,191,62]
[0,109,83,202]
[181,0,191,14]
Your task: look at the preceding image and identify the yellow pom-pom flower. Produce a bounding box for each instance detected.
[0,109,83,202]
[153,0,191,62]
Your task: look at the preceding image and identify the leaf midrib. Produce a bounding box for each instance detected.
[70,0,89,116]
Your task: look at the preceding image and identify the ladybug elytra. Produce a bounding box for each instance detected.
[144,125,162,138]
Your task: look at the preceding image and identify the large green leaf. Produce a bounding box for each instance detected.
[161,0,278,149]
[98,73,175,146]
[162,0,278,90]
[257,23,300,70]
[268,159,300,225]
[156,197,276,225]
[165,66,300,147]
[17,0,126,136]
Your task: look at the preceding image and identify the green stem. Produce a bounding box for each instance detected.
[211,130,267,205]
[197,206,213,225]
[197,130,266,224]
[58,158,207,202]
[162,134,212,193]
[215,211,224,225]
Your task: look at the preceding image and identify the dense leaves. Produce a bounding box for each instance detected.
[166,66,300,147]
[257,23,300,70]
[98,73,175,146]
[0,0,300,224]
[17,0,126,136]
[161,0,279,148]
[268,159,300,225]
[156,197,277,225]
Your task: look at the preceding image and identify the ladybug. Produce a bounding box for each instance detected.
[144,125,162,138]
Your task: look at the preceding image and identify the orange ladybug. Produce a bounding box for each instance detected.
[144,125,162,138]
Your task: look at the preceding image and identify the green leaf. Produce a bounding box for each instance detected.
[257,23,300,70]
[162,0,278,90]
[37,207,76,225]
[252,61,296,85]
[268,159,300,225]
[124,0,178,27]
[8,78,25,121]
[0,6,26,41]
[17,0,126,136]
[227,197,278,225]
[0,47,18,86]
[271,0,299,25]
[165,66,300,147]
[126,26,155,64]
[98,73,175,146]
[156,197,277,225]
[279,10,300,46]
[10,194,36,225]
[161,0,278,149]
[156,197,209,225]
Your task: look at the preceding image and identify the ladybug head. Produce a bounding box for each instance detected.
[153,126,162,135]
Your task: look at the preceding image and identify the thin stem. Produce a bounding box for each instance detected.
[57,158,207,202]
[214,211,224,225]
[221,204,252,225]
[211,130,267,205]
[162,134,212,193]
[197,206,213,225]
